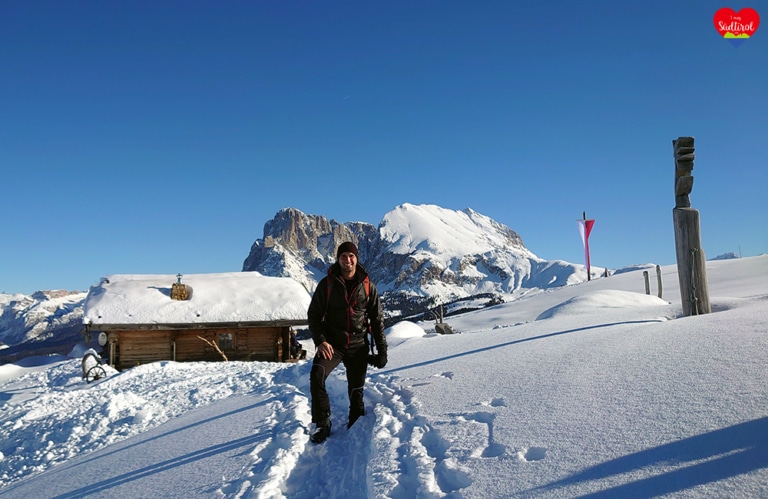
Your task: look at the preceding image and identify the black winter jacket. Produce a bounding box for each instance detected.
[307,262,386,353]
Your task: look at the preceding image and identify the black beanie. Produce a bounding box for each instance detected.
[336,241,358,259]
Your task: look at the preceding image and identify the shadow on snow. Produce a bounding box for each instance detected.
[382,320,663,375]
[533,416,768,497]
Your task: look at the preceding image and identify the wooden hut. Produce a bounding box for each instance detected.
[83,272,311,370]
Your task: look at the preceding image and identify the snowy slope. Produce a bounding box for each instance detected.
[380,204,528,260]
[0,256,766,497]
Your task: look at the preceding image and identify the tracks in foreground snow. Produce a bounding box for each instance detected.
[244,364,474,499]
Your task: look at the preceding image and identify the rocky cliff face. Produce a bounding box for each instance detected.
[242,207,379,292]
[243,204,585,319]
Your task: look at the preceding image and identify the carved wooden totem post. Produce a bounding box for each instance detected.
[672,137,710,316]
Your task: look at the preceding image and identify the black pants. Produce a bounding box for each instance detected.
[310,342,368,424]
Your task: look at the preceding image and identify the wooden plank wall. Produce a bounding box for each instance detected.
[117,330,173,369]
[114,326,291,369]
[242,326,285,361]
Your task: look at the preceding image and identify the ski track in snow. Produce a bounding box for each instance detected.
[280,367,465,498]
[216,364,312,498]
[1,359,479,498]
[222,364,483,498]
[0,355,543,498]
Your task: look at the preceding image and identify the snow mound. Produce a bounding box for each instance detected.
[385,320,427,348]
[68,342,100,358]
[536,290,670,321]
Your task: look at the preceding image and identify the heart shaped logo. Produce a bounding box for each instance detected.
[714,8,761,47]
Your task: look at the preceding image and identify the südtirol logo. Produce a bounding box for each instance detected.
[714,7,760,47]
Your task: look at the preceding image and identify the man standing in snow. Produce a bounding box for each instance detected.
[307,241,387,443]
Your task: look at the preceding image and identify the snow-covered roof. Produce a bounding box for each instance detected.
[83,272,311,326]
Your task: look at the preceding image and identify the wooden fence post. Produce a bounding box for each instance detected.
[672,137,711,316]
[656,265,663,299]
[643,271,651,295]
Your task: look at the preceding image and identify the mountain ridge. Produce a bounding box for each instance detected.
[243,203,591,320]
[3,204,593,360]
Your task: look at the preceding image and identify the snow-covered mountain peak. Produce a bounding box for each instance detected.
[380,203,528,260]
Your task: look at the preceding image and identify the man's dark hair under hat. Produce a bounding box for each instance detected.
[337,241,358,259]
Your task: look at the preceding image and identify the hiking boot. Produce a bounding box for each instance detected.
[347,408,366,429]
[310,421,332,444]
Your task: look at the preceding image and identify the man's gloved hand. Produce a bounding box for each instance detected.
[368,353,388,369]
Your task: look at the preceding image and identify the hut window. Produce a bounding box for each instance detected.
[218,333,233,350]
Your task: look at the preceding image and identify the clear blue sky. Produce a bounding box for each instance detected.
[2,1,766,294]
